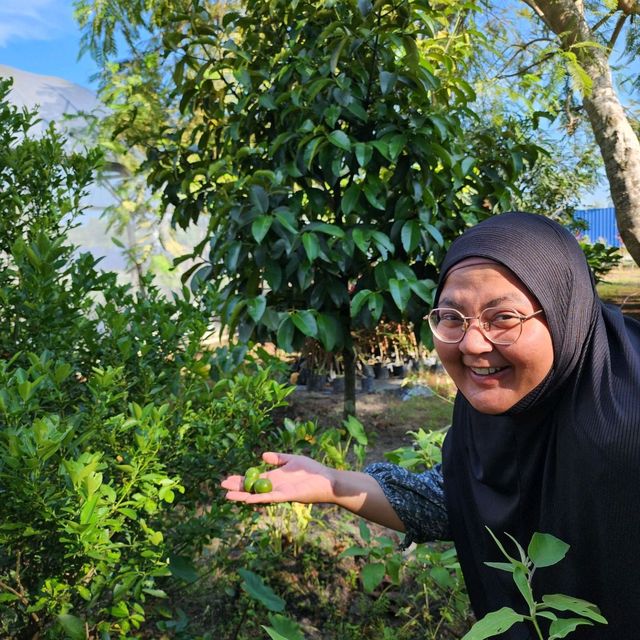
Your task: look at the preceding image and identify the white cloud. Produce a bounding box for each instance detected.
[0,0,73,47]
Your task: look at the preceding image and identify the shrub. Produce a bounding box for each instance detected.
[0,226,293,638]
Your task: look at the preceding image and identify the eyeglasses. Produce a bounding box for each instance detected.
[427,306,544,345]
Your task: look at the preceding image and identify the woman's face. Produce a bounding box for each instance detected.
[435,259,554,414]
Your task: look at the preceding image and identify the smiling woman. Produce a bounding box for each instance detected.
[223,212,640,639]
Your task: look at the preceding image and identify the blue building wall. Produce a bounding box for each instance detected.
[574,207,620,247]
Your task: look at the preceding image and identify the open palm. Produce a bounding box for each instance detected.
[221,452,336,505]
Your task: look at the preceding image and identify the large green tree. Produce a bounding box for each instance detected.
[135,0,539,414]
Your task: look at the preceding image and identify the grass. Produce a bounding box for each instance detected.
[597,262,640,308]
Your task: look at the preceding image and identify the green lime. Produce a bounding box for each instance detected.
[252,478,272,494]
[243,466,261,492]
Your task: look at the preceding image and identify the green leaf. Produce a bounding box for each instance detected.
[328,129,351,151]
[263,613,305,640]
[252,215,273,243]
[368,292,383,321]
[343,416,367,445]
[351,289,372,316]
[548,618,594,639]
[361,562,385,593]
[402,35,420,69]
[401,220,420,254]
[250,185,269,214]
[388,135,406,161]
[354,143,373,167]
[291,310,317,337]
[484,561,516,573]
[262,627,293,640]
[409,279,435,304]
[0,593,19,603]
[389,278,410,312]
[277,316,295,352]
[303,137,324,169]
[57,614,86,640]
[265,262,282,291]
[541,594,607,624]
[528,532,570,568]
[246,296,267,323]
[513,565,534,610]
[317,314,340,352]
[352,228,370,254]
[238,568,285,612]
[307,222,345,237]
[330,37,348,75]
[342,183,361,214]
[379,71,397,95]
[302,233,320,262]
[460,156,475,177]
[363,183,385,210]
[461,608,525,640]
[426,224,444,246]
[371,231,394,259]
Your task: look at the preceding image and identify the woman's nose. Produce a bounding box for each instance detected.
[458,321,493,353]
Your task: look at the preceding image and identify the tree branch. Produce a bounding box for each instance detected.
[608,13,627,51]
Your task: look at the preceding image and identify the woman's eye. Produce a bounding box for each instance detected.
[440,313,463,323]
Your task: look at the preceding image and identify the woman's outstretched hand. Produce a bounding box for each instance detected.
[221,452,337,505]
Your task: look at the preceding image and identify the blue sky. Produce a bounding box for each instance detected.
[0,0,98,88]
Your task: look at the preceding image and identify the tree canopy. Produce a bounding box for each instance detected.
[80,0,540,411]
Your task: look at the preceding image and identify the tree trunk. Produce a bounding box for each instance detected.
[528,0,640,265]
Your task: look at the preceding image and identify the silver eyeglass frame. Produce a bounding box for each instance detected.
[427,307,544,345]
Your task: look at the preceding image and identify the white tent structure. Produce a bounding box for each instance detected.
[0,63,100,136]
[0,63,201,287]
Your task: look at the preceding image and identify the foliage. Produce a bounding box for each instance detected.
[76,0,542,417]
[154,0,538,347]
[0,225,296,637]
[0,82,474,639]
[0,79,101,253]
[462,530,607,640]
[0,90,294,636]
[385,427,446,469]
[578,240,622,283]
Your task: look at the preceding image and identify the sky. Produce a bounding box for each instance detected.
[0,0,98,89]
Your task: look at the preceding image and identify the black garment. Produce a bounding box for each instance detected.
[364,462,450,543]
[437,212,640,639]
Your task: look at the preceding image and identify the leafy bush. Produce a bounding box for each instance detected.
[0,221,296,637]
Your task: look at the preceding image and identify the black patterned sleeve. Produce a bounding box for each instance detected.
[364,462,451,547]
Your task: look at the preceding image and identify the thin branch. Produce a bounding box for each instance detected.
[520,0,550,29]
[591,7,618,34]
[496,49,558,80]
[493,37,556,77]
[608,13,628,51]
[0,580,40,624]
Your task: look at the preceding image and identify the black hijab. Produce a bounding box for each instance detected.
[437,212,640,639]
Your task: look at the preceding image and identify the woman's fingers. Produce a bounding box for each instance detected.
[220,475,244,491]
[262,451,292,466]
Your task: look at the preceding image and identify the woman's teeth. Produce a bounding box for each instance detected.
[470,367,504,376]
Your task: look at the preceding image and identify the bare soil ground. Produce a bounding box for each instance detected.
[282,376,454,464]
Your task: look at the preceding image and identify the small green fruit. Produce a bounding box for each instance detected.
[252,478,273,494]
[243,466,261,492]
